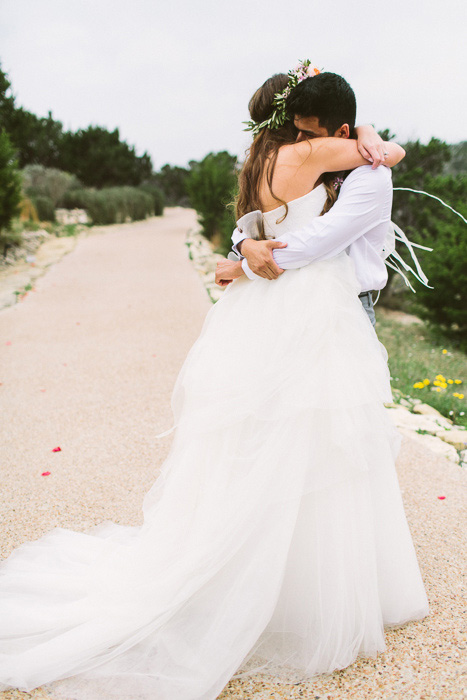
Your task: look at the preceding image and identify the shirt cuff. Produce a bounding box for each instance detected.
[241,258,263,280]
[232,240,246,258]
[231,227,248,258]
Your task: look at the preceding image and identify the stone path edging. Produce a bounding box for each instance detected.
[0,231,83,311]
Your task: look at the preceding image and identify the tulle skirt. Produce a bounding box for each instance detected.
[0,252,429,699]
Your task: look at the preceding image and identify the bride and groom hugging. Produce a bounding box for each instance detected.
[215,69,399,329]
[0,61,431,699]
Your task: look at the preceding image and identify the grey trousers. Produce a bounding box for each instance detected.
[359,291,376,328]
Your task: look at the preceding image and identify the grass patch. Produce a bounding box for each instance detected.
[376,308,467,428]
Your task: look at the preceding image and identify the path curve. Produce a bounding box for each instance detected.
[0,208,464,699]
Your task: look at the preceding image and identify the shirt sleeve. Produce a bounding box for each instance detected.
[270,165,393,269]
[241,257,263,280]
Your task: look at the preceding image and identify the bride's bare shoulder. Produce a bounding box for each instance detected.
[277,138,331,166]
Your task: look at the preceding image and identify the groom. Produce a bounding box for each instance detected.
[217,72,394,329]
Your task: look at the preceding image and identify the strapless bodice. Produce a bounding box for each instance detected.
[262,183,327,238]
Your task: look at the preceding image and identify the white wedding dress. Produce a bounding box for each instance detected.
[0,183,429,699]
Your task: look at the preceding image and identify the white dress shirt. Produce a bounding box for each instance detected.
[231,165,394,293]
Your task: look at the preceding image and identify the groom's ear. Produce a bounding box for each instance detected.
[333,123,350,139]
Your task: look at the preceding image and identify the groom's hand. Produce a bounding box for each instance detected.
[239,239,287,279]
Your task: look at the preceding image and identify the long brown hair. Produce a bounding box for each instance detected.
[235,74,338,237]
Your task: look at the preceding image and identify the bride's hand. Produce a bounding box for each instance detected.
[239,239,287,279]
[355,125,387,169]
[215,259,244,287]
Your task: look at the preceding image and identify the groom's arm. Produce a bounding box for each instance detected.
[234,165,393,280]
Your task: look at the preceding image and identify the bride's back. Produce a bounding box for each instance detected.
[259,139,324,213]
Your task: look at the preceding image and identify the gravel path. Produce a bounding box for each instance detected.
[0,208,465,699]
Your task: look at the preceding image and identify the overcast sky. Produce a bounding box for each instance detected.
[0,0,465,169]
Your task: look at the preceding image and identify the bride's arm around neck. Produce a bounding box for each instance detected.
[289,136,405,175]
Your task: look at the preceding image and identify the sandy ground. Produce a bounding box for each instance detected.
[0,208,465,699]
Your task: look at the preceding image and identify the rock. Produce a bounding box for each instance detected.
[0,291,18,309]
[386,406,453,433]
[413,403,453,423]
[55,208,89,225]
[398,398,412,408]
[203,272,216,285]
[206,285,224,303]
[435,430,467,451]
[397,427,460,463]
[185,228,228,305]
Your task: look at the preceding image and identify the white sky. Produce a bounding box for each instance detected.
[0,0,465,169]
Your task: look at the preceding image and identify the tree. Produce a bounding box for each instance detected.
[58,126,153,188]
[379,133,452,302]
[7,108,64,168]
[153,164,190,205]
[0,129,23,252]
[0,64,154,187]
[446,141,467,176]
[0,63,16,128]
[401,174,467,344]
[379,130,467,344]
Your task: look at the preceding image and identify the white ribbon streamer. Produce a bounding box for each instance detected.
[393,187,467,225]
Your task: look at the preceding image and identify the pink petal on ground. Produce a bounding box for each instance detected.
[6,341,11,346]
[52,446,62,452]
[437,496,446,500]
[41,471,51,476]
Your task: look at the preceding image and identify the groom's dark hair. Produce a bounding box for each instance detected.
[286,72,357,136]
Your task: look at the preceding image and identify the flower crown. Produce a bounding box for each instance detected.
[243,59,322,136]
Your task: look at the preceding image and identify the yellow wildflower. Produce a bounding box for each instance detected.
[448,379,454,384]
[442,349,448,354]
[423,379,430,385]
[454,379,462,384]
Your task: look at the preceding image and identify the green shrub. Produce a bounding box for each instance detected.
[0,128,22,254]
[60,186,154,225]
[138,183,165,215]
[22,165,81,207]
[187,151,238,241]
[216,202,238,256]
[60,188,92,210]
[31,194,55,221]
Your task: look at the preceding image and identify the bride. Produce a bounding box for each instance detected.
[0,63,429,699]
